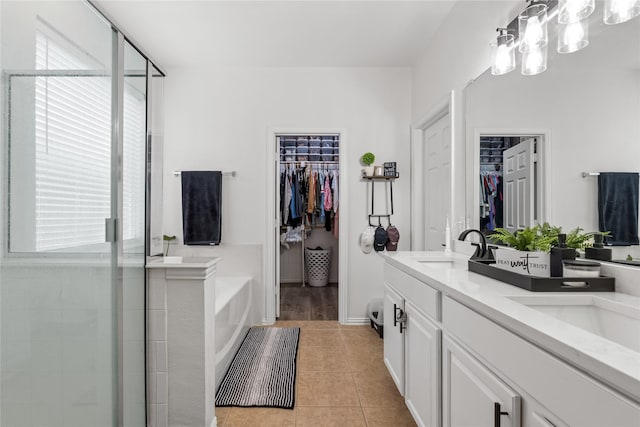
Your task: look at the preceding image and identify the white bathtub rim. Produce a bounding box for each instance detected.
[215,276,252,314]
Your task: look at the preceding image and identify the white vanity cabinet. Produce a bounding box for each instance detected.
[383,284,405,392]
[383,264,441,427]
[443,334,521,427]
[443,296,640,427]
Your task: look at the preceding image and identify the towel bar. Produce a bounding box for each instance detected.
[173,170,236,177]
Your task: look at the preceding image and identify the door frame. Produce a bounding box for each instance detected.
[411,91,456,251]
[264,128,348,324]
[468,128,552,230]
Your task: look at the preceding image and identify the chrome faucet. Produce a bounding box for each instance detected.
[458,229,491,261]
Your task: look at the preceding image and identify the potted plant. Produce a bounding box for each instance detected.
[489,225,556,276]
[163,234,177,256]
[361,152,376,177]
[539,223,610,253]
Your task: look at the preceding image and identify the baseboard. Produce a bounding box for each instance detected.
[344,317,369,325]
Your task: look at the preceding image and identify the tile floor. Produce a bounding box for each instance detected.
[279,283,338,320]
[216,320,417,427]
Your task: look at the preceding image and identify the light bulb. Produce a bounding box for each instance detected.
[559,0,595,23]
[558,20,589,53]
[521,45,548,76]
[519,4,548,52]
[604,0,640,24]
[495,45,511,73]
[524,16,544,46]
[491,29,515,75]
[526,49,542,70]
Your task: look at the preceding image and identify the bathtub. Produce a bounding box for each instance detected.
[215,276,252,390]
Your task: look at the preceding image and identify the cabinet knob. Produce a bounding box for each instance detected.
[494,402,509,427]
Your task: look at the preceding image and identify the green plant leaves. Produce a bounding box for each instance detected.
[361,152,375,166]
[489,225,555,252]
[490,223,611,252]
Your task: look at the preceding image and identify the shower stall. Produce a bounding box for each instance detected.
[0,1,164,425]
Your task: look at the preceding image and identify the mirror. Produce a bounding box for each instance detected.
[465,9,640,258]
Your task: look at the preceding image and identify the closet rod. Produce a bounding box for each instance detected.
[281,161,339,164]
[173,170,236,177]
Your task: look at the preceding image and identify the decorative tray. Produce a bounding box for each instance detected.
[468,260,615,292]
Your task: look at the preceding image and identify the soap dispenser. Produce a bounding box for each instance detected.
[550,233,576,277]
[585,234,612,261]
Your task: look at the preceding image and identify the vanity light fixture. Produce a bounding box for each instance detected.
[491,28,516,75]
[490,0,640,77]
[558,0,595,23]
[557,18,589,53]
[519,3,549,53]
[604,0,640,24]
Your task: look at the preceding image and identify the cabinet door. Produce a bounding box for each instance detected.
[443,334,521,427]
[404,301,441,427]
[383,284,404,395]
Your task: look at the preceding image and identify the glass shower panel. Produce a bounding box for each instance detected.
[148,64,165,257]
[1,2,116,426]
[122,40,147,426]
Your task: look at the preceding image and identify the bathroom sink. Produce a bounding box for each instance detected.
[416,257,454,263]
[410,253,455,263]
[507,295,640,352]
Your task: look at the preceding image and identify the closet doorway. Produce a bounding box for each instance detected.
[474,132,548,235]
[266,131,347,324]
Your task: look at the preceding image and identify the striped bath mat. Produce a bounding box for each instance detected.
[215,327,300,409]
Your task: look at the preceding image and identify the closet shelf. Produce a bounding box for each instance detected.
[362,173,399,180]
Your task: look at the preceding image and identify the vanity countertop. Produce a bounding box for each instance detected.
[381,251,640,402]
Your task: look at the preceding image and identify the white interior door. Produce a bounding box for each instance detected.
[424,114,451,250]
[274,137,281,318]
[503,138,535,233]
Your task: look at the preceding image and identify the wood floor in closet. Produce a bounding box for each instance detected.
[279,283,338,320]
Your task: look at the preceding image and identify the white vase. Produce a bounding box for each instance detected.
[363,166,375,177]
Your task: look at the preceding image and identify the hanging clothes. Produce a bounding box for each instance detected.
[479,171,502,231]
[307,170,316,214]
[331,170,339,213]
[278,163,340,235]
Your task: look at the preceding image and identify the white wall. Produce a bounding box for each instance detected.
[162,67,412,323]
[412,0,520,232]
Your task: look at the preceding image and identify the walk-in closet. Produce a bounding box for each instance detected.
[479,135,540,234]
[276,135,340,320]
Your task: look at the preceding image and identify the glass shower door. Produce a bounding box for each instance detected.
[121,40,148,426]
[0,2,138,425]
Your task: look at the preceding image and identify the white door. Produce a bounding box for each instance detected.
[443,334,521,427]
[503,138,535,233]
[274,138,281,318]
[383,284,405,395]
[404,301,441,427]
[423,114,451,250]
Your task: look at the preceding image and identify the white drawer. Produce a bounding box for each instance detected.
[442,296,640,426]
[384,263,440,321]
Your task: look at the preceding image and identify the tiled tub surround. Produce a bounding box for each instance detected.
[146,257,220,427]
[381,251,640,425]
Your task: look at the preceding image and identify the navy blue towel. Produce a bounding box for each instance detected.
[181,171,222,245]
[598,172,639,245]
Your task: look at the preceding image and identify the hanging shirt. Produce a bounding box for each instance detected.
[284,172,292,225]
[290,171,299,221]
[307,171,316,214]
[331,170,339,213]
[323,175,333,211]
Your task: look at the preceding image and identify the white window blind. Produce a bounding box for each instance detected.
[32,30,146,252]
